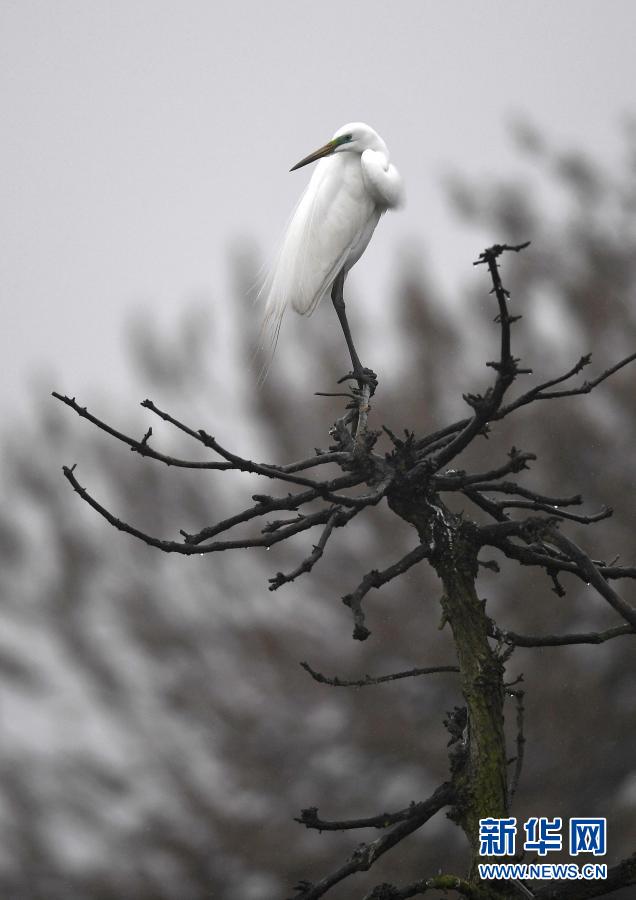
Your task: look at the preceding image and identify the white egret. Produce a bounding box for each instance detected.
[261,122,403,387]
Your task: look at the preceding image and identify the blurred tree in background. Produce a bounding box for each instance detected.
[1,126,635,899]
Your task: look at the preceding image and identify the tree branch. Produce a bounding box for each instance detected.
[426,242,530,471]
[300,660,459,687]
[288,783,454,900]
[506,687,526,806]
[141,398,375,491]
[180,477,361,545]
[295,799,432,833]
[490,621,634,647]
[412,350,636,459]
[484,537,636,616]
[268,506,356,589]
[433,448,537,490]
[342,543,431,641]
[546,530,636,629]
[62,465,346,555]
[477,517,559,546]
[52,392,235,470]
[460,481,582,508]
[480,498,611,526]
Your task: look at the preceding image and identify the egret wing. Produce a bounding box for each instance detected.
[289,156,376,315]
[360,149,403,209]
[263,157,375,326]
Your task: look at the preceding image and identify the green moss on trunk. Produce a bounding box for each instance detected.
[388,486,508,882]
[434,523,507,878]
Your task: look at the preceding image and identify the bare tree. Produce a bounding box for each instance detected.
[54,241,636,899]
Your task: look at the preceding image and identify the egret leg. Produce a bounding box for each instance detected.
[330,270,377,394]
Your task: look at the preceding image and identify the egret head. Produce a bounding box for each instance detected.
[290,122,387,172]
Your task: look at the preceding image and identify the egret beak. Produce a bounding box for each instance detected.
[290,139,337,172]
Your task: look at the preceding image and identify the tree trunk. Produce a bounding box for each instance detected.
[389,486,508,881]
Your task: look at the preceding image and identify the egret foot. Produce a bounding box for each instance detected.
[337,367,378,396]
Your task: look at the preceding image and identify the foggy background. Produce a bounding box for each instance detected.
[3,1,636,412]
[1,2,636,899]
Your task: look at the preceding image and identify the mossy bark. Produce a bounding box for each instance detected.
[388,484,508,882]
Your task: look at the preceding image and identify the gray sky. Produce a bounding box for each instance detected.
[2,1,635,416]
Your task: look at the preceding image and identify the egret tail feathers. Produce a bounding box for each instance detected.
[256,280,286,385]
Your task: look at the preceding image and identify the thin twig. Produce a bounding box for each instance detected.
[498,352,636,417]
[463,481,582,507]
[489,499,611,526]
[52,393,234,470]
[412,350,636,457]
[274,451,351,473]
[62,465,342,555]
[142,398,360,491]
[507,687,526,805]
[426,243,529,472]
[300,660,459,687]
[488,536,636,583]
[268,507,355,590]
[180,475,361,545]
[546,530,636,628]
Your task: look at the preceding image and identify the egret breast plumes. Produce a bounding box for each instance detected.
[260,122,403,364]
